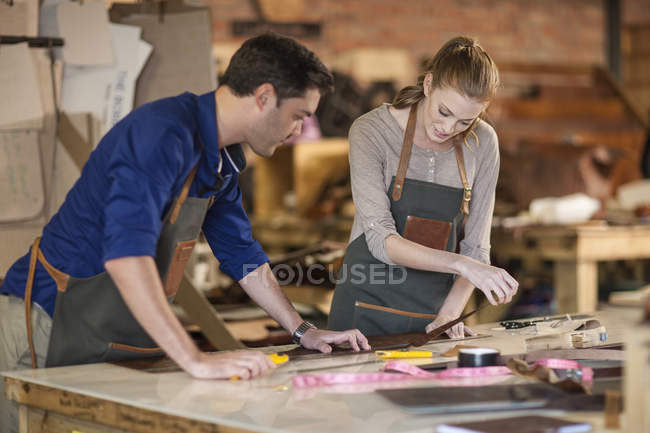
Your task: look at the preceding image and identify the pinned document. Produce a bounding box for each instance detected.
[56,0,114,66]
[0,43,44,130]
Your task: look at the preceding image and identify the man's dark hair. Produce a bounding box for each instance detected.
[221,32,334,105]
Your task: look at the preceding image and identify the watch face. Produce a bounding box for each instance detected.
[293,321,315,344]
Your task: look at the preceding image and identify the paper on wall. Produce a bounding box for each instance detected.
[56,0,114,66]
[117,9,215,107]
[103,23,152,135]
[0,131,45,222]
[60,64,112,120]
[0,43,44,130]
[61,23,151,138]
[0,0,39,37]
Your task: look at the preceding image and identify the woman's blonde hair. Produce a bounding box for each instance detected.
[393,36,499,147]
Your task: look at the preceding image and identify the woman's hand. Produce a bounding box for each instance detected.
[457,258,519,305]
[425,314,477,339]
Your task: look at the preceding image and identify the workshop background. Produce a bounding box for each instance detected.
[1,0,649,347]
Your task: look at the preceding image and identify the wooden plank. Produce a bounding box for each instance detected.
[553,260,598,314]
[5,378,231,433]
[497,63,594,76]
[175,275,245,351]
[293,138,349,216]
[623,324,650,433]
[253,146,292,219]
[493,98,628,121]
[594,67,649,130]
[20,405,131,433]
[575,226,650,260]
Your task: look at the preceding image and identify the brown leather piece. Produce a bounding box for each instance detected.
[163,239,196,297]
[283,308,484,360]
[441,344,478,357]
[109,342,164,354]
[281,331,450,359]
[605,390,622,428]
[403,216,451,251]
[391,104,418,201]
[24,237,73,368]
[506,358,589,394]
[24,237,41,369]
[36,247,70,293]
[438,415,592,433]
[355,301,437,319]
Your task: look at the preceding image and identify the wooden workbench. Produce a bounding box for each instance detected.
[3,307,643,433]
[491,224,650,314]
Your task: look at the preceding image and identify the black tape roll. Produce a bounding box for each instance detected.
[458,348,500,367]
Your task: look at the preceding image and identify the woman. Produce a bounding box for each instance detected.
[328,36,518,338]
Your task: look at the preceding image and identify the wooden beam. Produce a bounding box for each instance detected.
[5,378,228,433]
[493,98,628,121]
[174,275,245,351]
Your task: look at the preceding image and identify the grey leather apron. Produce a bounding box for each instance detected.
[328,104,473,336]
[23,163,212,368]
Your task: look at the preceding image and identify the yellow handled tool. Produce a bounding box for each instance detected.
[230,353,289,380]
[375,350,434,359]
[268,353,289,364]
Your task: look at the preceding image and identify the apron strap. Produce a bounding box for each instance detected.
[24,237,71,368]
[24,237,41,369]
[391,102,472,216]
[169,161,201,224]
[391,104,418,202]
[454,138,472,215]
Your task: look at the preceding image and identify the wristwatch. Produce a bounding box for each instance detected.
[292,321,316,345]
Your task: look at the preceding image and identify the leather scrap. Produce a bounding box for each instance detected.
[506,358,589,394]
[441,344,479,357]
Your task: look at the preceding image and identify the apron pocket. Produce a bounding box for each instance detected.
[403,216,451,251]
[353,301,435,336]
[163,239,196,296]
[101,342,164,363]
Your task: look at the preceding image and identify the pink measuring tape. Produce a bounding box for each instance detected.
[292,359,593,388]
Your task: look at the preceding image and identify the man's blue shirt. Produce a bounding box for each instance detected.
[1,91,269,316]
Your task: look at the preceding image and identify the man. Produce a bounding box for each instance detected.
[0,32,369,432]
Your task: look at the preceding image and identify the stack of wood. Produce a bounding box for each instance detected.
[489,64,648,214]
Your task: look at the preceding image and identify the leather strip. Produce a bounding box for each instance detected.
[24,237,73,368]
[169,162,200,224]
[454,139,471,215]
[410,306,485,346]
[391,104,417,201]
[109,342,164,354]
[355,301,437,319]
[389,103,471,216]
[604,390,622,429]
[36,245,70,293]
[24,237,41,369]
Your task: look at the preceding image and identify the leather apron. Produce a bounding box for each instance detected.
[328,104,473,336]
[23,163,212,368]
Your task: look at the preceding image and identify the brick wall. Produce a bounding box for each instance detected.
[205,0,606,69]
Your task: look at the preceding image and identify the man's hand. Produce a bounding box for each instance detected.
[299,328,371,353]
[186,350,276,380]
